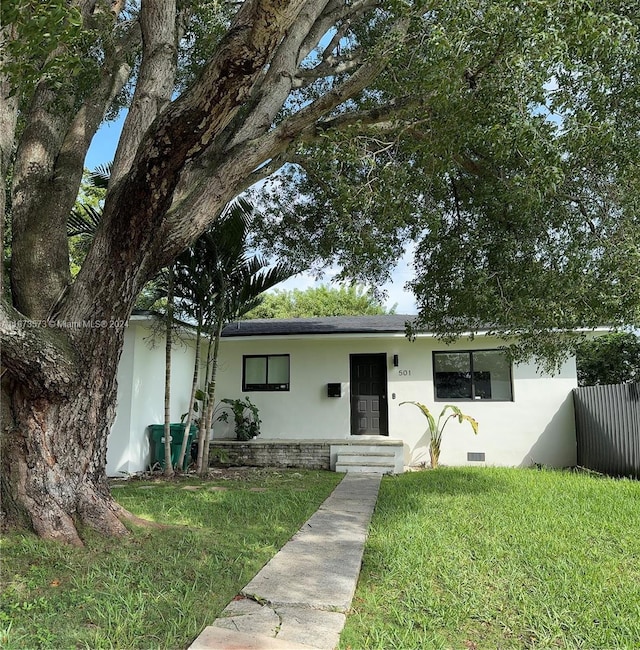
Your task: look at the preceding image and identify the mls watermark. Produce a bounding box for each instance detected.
[16,319,128,330]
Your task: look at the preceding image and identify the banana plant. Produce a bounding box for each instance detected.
[400,401,478,469]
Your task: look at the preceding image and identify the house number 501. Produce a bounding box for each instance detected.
[398,369,411,376]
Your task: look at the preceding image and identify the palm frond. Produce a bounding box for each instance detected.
[89,162,112,189]
[171,196,295,326]
[68,204,102,237]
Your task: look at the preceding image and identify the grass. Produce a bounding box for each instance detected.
[0,468,342,650]
[340,467,640,650]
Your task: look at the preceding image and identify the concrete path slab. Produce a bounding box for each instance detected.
[189,626,319,650]
[188,473,381,650]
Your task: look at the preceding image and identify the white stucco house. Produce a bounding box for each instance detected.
[212,316,579,472]
[107,314,580,476]
[106,314,201,477]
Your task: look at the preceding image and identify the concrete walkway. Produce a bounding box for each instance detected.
[189,473,382,650]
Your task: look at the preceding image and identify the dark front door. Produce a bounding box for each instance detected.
[350,354,388,436]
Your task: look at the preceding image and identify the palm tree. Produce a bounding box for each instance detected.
[173,199,296,474]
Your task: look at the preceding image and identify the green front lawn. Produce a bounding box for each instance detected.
[0,469,341,649]
[340,467,640,650]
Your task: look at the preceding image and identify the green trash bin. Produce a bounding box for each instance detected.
[149,424,197,470]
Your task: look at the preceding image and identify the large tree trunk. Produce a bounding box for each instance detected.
[1,327,128,545]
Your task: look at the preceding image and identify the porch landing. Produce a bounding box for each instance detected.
[208,437,405,474]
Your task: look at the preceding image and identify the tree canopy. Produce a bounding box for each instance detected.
[247,1,640,357]
[244,285,395,318]
[576,332,640,386]
[3,1,639,339]
[2,0,640,542]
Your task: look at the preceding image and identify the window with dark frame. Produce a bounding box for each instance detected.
[433,350,513,401]
[242,354,290,391]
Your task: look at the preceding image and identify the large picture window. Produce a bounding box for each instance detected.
[433,350,513,401]
[243,354,290,391]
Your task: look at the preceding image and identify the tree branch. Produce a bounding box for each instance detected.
[294,53,361,86]
[178,0,381,192]
[110,0,178,186]
[297,0,342,60]
[0,301,77,396]
[275,19,410,143]
[299,0,376,57]
[239,151,294,190]
[320,16,350,62]
[54,22,139,221]
[156,15,411,257]
[9,7,139,319]
[0,23,19,300]
[304,95,422,136]
[64,0,309,323]
[227,0,332,149]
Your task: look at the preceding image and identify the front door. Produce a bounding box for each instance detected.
[350,354,388,435]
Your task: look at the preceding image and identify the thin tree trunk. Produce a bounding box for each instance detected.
[198,318,224,476]
[194,333,214,474]
[429,443,440,470]
[175,321,201,471]
[195,330,215,474]
[163,266,175,476]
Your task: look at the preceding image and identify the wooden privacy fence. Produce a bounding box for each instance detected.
[573,383,640,478]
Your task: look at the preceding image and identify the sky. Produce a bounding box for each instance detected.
[86,117,418,315]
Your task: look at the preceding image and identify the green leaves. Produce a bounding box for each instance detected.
[576,332,640,386]
[244,285,394,319]
[173,198,296,332]
[251,0,640,364]
[2,0,95,100]
[445,405,479,437]
[400,400,478,468]
[218,397,261,441]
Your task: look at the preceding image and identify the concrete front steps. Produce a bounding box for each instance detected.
[331,438,404,474]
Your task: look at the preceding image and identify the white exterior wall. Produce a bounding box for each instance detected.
[215,333,577,469]
[106,320,199,476]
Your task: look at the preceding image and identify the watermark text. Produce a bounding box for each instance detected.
[16,319,128,330]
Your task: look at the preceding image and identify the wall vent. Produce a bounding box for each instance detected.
[467,452,486,462]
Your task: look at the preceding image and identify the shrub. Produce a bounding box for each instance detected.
[217,397,261,441]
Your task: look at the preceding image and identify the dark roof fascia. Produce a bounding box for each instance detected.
[221,315,419,338]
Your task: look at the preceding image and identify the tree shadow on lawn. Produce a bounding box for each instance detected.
[113,477,337,534]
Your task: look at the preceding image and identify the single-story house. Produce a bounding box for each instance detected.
[107,314,584,476]
[212,316,580,473]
